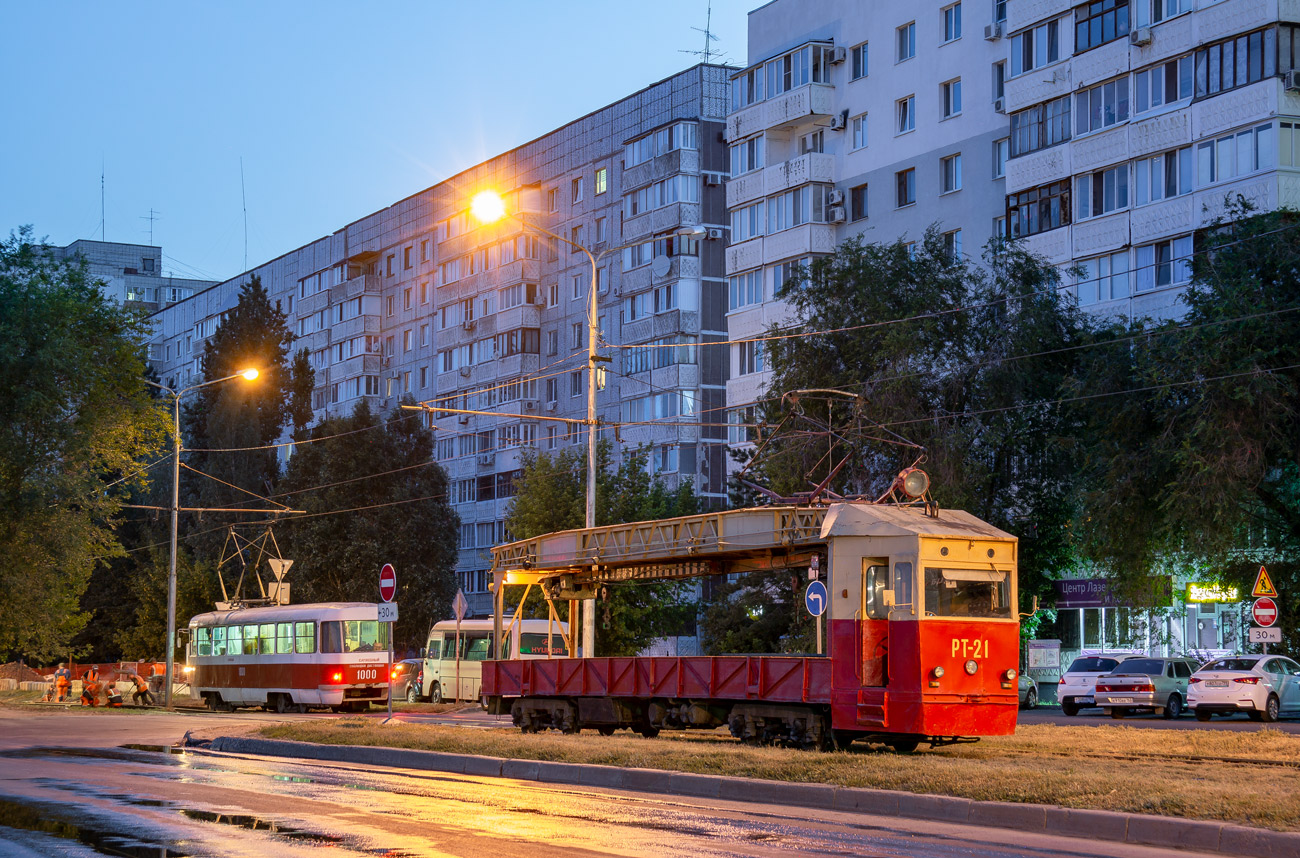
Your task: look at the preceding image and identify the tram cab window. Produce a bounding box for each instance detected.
[195,627,212,657]
[227,625,242,655]
[212,626,227,656]
[923,568,1011,619]
[892,562,914,612]
[320,620,390,653]
[865,565,890,619]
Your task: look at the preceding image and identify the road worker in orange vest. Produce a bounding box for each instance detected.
[125,670,153,706]
[80,665,101,707]
[54,664,72,702]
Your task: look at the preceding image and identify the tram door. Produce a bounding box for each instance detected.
[862,560,891,686]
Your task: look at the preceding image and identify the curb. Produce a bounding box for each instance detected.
[205,736,1300,857]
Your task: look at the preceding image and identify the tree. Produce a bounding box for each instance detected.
[278,399,459,649]
[505,443,698,656]
[0,227,168,661]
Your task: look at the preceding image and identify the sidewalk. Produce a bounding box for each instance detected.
[203,734,1299,858]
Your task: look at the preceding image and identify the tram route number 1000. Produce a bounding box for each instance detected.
[952,638,990,659]
[355,668,381,681]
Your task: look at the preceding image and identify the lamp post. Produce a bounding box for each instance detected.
[471,190,703,656]
[143,367,258,708]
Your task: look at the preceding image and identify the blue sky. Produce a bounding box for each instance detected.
[1,1,753,283]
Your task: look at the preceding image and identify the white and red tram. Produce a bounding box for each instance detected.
[187,602,391,712]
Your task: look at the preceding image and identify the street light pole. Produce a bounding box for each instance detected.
[144,368,257,709]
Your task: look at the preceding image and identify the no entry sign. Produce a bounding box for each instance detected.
[1252,596,1278,628]
[379,563,397,602]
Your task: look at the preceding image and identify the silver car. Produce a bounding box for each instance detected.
[1094,657,1200,719]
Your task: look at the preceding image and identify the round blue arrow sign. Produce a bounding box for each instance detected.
[805,580,828,617]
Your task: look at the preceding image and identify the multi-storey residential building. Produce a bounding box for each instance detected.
[723,0,1010,446]
[1005,0,1300,322]
[148,64,732,615]
[52,239,212,312]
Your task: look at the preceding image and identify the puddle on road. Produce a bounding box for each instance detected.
[0,796,191,857]
[0,745,183,766]
[176,808,344,844]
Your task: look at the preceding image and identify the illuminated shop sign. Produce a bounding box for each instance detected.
[1185,583,1239,603]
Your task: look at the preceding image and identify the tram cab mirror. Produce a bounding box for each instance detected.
[881,590,896,608]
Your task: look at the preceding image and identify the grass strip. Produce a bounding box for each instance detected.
[258,719,1300,831]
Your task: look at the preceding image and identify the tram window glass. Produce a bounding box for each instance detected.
[464,633,491,661]
[345,620,388,652]
[865,564,890,619]
[227,625,242,655]
[259,624,275,654]
[242,624,259,655]
[923,568,1011,618]
[519,632,567,656]
[892,561,914,611]
[295,622,316,654]
[275,623,293,654]
[196,627,212,657]
[212,626,226,656]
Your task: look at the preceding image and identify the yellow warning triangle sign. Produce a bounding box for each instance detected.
[1253,565,1279,598]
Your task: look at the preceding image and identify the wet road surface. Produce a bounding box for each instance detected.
[0,715,1234,858]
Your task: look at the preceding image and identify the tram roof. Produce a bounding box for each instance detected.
[188,602,378,626]
[820,503,1015,540]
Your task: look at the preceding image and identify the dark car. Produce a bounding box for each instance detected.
[392,658,423,703]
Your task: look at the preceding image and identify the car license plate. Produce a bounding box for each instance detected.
[1206,680,1229,688]
[1111,697,1133,704]
[1078,696,1093,704]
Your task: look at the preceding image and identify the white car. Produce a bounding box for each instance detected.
[1188,654,1300,722]
[1057,654,1139,716]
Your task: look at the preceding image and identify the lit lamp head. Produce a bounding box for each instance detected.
[897,467,930,499]
[470,190,506,224]
[240,368,259,381]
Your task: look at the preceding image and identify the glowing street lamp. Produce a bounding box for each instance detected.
[143,367,259,708]
[471,189,703,655]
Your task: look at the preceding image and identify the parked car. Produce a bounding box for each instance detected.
[392,658,422,703]
[1057,654,1140,716]
[1094,656,1199,719]
[1018,674,1038,710]
[1188,654,1300,722]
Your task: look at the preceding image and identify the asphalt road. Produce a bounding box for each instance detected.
[0,709,1238,858]
[1016,705,1300,732]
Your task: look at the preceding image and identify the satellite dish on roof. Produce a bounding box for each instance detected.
[651,254,672,278]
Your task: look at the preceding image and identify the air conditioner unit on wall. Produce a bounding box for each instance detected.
[1286,69,1300,92]
[984,23,1001,41]
[523,399,538,411]
[1130,27,1152,46]
[462,319,476,331]
[459,366,471,377]
[829,113,846,131]
[706,227,724,240]
[828,189,845,206]
[994,97,1006,114]
[704,172,725,187]
[829,46,847,64]
[828,205,847,224]
[458,414,470,424]
[478,453,493,466]
[545,401,557,412]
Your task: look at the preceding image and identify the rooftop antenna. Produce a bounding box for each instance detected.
[240,156,248,272]
[680,0,728,65]
[140,209,160,245]
[100,160,106,241]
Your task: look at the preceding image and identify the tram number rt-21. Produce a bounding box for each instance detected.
[952,638,990,659]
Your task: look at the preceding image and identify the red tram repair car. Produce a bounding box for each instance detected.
[482,497,1023,751]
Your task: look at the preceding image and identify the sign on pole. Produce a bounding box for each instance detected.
[377,602,398,622]
[379,563,397,602]
[1253,566,1279,598]
[1250,627,1282,644]
[453,589,469,621]
[805,580,828,617]
[453,589,468,704]
[1252,597,1279,628]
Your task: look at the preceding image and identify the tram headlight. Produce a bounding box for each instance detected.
[931,666,945,678]
[1004,669,1016,681]
[964,660,978,675]
[897,467,930,499]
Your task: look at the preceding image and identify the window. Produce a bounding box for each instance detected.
[386,254,394,276]
[943,3,962,42]
[1196,123,1274,186]
[1135,56,1193,114]
[1075,77,1129,135]
[995,0,1007,23]
[1007,179,1071,237]
[729,269,763,311]
[1134,235,1193,291]
[420,281,429,304]
[993,61,1006,100]
[596,217,607,243]
[731,202,765,242]
[421,239,429,262]
[403,247,412,270]
[924,567,1011,618]
[731,136,764,175]
[1075,0,1129,53]
[943,229,963,260]
[767,185,831,230]
[386,295,394,317]
[1010,95,1071,157]
[404,287,412,310]
[625,121,700,166]
[1280,121,1300,166]
[762,44,836,99]
[851,42,869,79]
[732,66,765,110]
[419,366,429,389]
[1194,28,1278,100]
[570,225,583,252]
[1010,19,1061,77]
[571,176,584,204]
[571,321,582,349]
[1076,250,1130,304]
[737,340,764,375]
[993,138,1009,178]
[546,330,558,356]
[850,184,868,221]
[548,188,558,212]
[1075,164,1129,219]
[896,168,916,207]
[898,23,916,62]
[800,130,825,154]
[595,167,608,195]
[942,79,962,117]
[570,370,582,397]
[624,175,700,217]
[1136,0,1191,26]
[1135,147,1192,205]
[851,114,868,149]
[993,215,1007,239]
[420,324,430,346]
[941,154,963,193]
[897,96,915,133]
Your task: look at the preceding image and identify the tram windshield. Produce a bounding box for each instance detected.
[924,568,1011,619]
[320,620,390,653]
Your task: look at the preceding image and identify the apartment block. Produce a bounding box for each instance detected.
[148,65,731,614]
[1005,0,1300,320]
[723,0,1010,445]
[52,239,212,312]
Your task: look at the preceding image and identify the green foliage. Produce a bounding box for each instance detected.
[505,443,698,656]
[278,399,459,649]
[0,227,168,661]
[699,568,815,655]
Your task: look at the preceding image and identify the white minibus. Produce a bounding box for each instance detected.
[417,618,570,703]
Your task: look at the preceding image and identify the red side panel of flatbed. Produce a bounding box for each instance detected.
[484,655,833,704]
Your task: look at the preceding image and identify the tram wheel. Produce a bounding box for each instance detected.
[597,725,617,736]
[205,693,221,712]
[637,725,661,739]
[888,738,920,754]
[274,694,292,714]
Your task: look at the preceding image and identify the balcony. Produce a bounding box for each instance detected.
[495,302,542,330]
[727,83,835,140]
[622,148,702,191]
[623,202,701,242]
[765,152,835,196]
[341,272,380,298]
[332,313,381,340]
